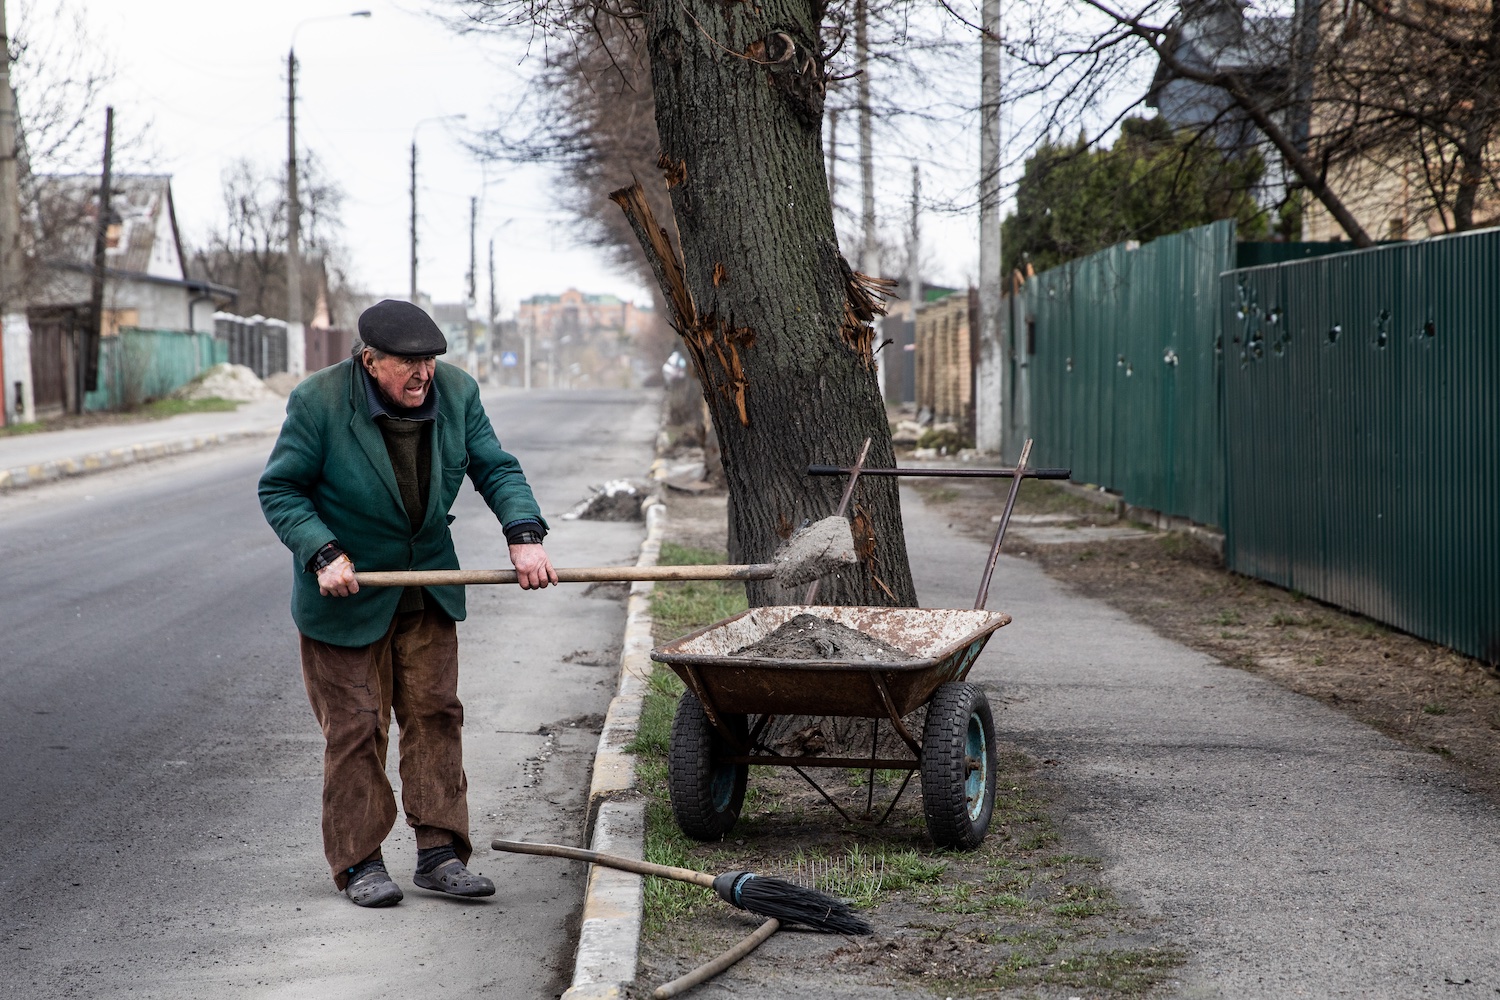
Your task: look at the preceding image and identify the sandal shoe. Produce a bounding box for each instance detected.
[413,858,495,897]
[345,862,403,908]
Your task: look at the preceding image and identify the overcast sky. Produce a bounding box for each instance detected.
[54,0,998,319]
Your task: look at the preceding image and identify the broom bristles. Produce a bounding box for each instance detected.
[712,870,872,935]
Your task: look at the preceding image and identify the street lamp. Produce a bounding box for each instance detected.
[409,114,467,304]
[286,10,371,377]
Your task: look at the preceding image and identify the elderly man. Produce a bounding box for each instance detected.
[259,299,557,908]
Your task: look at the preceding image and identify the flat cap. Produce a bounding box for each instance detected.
[357,299,448,357]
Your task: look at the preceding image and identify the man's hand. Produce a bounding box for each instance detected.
[509,544,558,590]
[317,554,359,597]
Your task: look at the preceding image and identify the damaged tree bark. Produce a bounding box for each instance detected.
[611,0,916,607]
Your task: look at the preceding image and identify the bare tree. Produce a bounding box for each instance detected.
[192,155,354,325]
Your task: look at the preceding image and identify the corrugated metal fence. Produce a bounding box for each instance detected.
[83,329,227,412]
[1015,220,1235,527]
[215,313,288,378]
[1221,231,1500,663]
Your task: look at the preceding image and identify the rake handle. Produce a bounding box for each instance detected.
[358,564,776,587]
[490,838,715,889]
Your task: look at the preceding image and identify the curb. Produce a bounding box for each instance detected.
[563,499,664,999]
[0,426,280,491]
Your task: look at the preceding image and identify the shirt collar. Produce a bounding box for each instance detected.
[360,360,438,421]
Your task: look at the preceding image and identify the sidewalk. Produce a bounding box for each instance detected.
[607,484,1500,999]
[906,483,1500,997]
[0,397,287,489]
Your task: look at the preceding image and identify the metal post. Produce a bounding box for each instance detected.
[975,0,1004,455]
[487,237,497,385]
[84,106,113,410]
[0,0,31,424]
[285,48,305,377]
[409,140,418,303]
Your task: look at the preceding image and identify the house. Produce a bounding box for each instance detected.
[1145,0,1305,216]
[17,174,236,417]
[32,174,236,334]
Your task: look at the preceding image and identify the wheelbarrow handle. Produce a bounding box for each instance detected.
[355,564,777,587]
[807,464,1071,480]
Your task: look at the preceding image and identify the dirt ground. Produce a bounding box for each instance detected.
[908,472,1500,806]
[635,491,1185,999]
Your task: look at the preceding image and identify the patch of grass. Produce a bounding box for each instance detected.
[138,396,240,417]
[1422,702,1448,716]
[1041,948,1186,993]
[1270,611,1305,627]
[650,543,749,640]
[0,420,45,436]
[916,427,972,452]
[1053,883,1118,919]
[1217,608,1243,626]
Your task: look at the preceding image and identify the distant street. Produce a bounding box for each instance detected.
[0,387,659,999]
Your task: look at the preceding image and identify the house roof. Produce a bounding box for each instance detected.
[33,173,187,281]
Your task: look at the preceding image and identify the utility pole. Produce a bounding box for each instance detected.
[855,0,876,278]
[855,0,883,394]
[284,12,370,373]
[409,140,418,303]
[487,237,497,385]
[467,196,477,306]
[466,195,478,375]
[907,163,920,310]
[83,106,113,412]
[0,0,32,425]
[285,47,305,378]
[974,0,1004,455]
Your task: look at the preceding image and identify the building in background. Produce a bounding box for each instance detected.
[517,288,655,389]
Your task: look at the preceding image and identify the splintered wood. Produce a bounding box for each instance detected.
[609,179,752,426]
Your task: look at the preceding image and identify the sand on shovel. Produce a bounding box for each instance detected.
[773,516,857,587]
[731,613,909,663]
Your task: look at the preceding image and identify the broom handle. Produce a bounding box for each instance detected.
[652,918,780,999]
[490,838,715,889]
[359,564,776,587]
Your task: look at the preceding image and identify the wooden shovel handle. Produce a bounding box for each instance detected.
[653,918,780,998]
[356,564,776,587]
[490,838,715,889]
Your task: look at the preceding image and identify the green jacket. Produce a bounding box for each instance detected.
[258,358,546,646]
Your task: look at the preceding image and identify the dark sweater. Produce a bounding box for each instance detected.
[364,366,436,613]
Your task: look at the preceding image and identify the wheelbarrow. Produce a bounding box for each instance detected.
[651,439,1067,849]
[652,604,1010,849]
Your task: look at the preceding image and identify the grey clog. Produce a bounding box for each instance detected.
[413,858,495,897]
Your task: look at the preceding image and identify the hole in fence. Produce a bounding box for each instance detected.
[1327,324,1342,344]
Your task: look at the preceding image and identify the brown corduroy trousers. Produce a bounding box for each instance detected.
[299,607,472,889]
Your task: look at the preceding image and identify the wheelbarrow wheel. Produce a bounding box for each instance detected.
[920,682,997,850]
[668,692,748,841]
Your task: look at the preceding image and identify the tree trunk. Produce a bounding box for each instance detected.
[629,0,916,608]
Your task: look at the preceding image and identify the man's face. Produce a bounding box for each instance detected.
[364,349,436,408]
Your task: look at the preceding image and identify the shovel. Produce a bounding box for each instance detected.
[354,514,857,590]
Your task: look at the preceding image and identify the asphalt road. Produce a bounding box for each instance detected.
[0,387,659,999]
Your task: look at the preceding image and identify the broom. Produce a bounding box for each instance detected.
[491,839,872,935]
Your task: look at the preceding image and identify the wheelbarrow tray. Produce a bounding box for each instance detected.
[651,606,1010,720]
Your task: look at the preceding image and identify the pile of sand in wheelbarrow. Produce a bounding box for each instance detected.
[731,613,909,663]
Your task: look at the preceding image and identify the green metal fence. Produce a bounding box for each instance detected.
[1021,220,1236,527]
[83,329,228,412]
[1221,231,1500,663]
